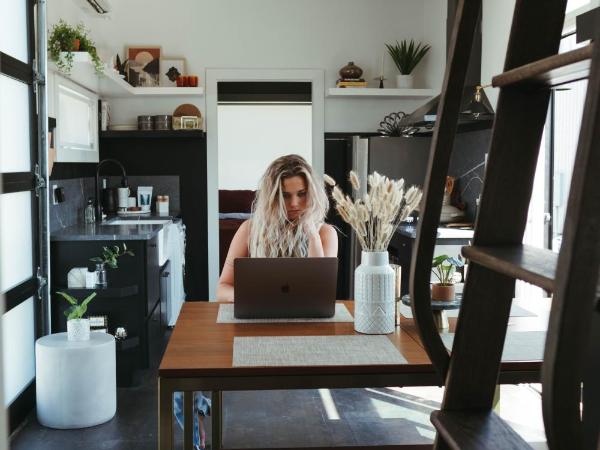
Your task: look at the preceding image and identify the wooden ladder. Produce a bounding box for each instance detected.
[410,0,600,448]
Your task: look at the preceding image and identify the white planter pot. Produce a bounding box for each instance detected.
[396,74,414,88]
[354,251,396,334]
[67,318,90,341]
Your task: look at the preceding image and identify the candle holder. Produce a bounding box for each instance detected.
[373,76,387,88]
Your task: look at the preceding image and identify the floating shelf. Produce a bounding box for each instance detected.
[50,52,204,98]
[327,87,436,98]
[100,130,205,139]
[55,285,139,298]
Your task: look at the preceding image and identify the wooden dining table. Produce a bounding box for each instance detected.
[158,300,545,450]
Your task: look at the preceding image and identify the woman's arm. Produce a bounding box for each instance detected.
[307,223,338,257]
[216,220,250,301]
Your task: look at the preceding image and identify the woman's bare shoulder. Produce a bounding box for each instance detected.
[319,223,336,236]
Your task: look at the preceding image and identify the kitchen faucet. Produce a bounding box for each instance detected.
[95,158,128,222]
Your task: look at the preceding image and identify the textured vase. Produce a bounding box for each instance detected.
[396,74,414,88]
[339,61,363,79]
[354,251,396,334]
[67,318,90,341]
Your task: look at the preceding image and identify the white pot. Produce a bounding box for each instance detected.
[67,318,90,341]
[354,251,396,334]
[396,74,414,88]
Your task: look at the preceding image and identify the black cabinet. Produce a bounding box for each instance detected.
[51,236,163,369]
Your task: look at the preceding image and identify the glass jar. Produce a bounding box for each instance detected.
[95,263,107,288]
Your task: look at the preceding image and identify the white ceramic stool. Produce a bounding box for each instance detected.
[36,332,116,429]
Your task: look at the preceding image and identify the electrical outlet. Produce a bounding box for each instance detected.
[52,185,59,205]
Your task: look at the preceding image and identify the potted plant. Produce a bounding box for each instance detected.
[90,243,134,288]
[57,291,97,341]
[48,20,104,75]
[385,39,431,88]
[325,171,422,334]
[431,254,464,301]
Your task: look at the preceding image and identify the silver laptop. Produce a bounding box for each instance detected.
[233,257,338,319]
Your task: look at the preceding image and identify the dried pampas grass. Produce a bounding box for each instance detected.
[326,170,422,252]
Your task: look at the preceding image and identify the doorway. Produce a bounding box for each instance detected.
[205,69,324,298]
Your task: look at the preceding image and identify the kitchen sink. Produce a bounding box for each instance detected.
[105,219,172,265]
[107,219,172,225]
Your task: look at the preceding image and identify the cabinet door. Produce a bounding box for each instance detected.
[53,74,99,163]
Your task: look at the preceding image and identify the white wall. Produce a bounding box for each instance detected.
[481,0,515,108]
[217,104,312,190]
[47,0,447,132]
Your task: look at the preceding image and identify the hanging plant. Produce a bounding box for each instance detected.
[48,20,104,75]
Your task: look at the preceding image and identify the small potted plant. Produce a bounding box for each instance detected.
[385,39,431,88]
[431,254,464,301]
[48,20,104,75]
[57,291,97,341]
[90,243,134,288]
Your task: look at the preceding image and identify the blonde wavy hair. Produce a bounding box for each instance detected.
[249,154,329,257]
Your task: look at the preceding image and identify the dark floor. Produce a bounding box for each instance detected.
[10,330,546,450]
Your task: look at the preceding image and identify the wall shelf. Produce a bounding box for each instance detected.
[100,130,205,139]
[55,285,139,299]
[50,52,204,98]
[327,87,436,98]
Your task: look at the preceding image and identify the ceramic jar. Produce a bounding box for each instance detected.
[354,251,396,334]
[339,61,363,79]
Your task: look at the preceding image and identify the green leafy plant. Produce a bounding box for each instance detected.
[48,20,104,75]
[386,39,431,75]
[90,243,134,269]
[57,291,97,321]
[431,254,464,286]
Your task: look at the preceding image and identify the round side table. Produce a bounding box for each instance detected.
[36,332,116,429]
[401,294,462,330]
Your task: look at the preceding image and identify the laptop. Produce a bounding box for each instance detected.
[233,257,338,319]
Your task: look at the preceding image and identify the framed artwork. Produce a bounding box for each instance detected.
[160,58,186,87]
[127,47,161,87]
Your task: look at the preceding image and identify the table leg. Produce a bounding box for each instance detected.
[183,391,194,450]
[432,310,449,330]
[158,377,174,450]
[212,390,223,450]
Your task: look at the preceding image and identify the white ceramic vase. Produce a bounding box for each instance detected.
[396,74,414,88]
[354,251,396,334]
[67,318,90,341]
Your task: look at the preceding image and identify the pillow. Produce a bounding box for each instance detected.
[219,212,252,220]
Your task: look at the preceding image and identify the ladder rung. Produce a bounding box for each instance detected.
[492,44,593,88]
[462,245,556,292]
[431,410,531,450]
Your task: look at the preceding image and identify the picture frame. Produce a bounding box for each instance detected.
[160,58,186,87]
[127,47,161,87]
[181,116,201,129]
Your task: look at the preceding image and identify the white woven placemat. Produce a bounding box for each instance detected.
[232,335,407,367]
[440,331,546,361]
[399,302,536,319]
[217,303,353,323]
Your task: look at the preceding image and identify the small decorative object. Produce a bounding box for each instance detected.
[440,176,465,223]
[127,47,161,87]
[378,111,418,137]
[114,54,129,81]
[138,115,153,131]
[89,243,135,287]
[48,20,104,75]
[431,254,464,301]
[153,114,172,130]
[324,172,422,334]
[339,61,363,79]
[160,58,185,86]
[137,186,153,212]
[156,195,169,215]
[89,315,108,333]
[114,327,128,340]
[173,103,203,130]
[385,39,431,88]
[57,291,97,341]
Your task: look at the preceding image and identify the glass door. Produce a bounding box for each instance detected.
[0,0,44,432]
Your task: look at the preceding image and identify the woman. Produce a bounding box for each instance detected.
[217,153,338,301]
[175,155,337,449]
